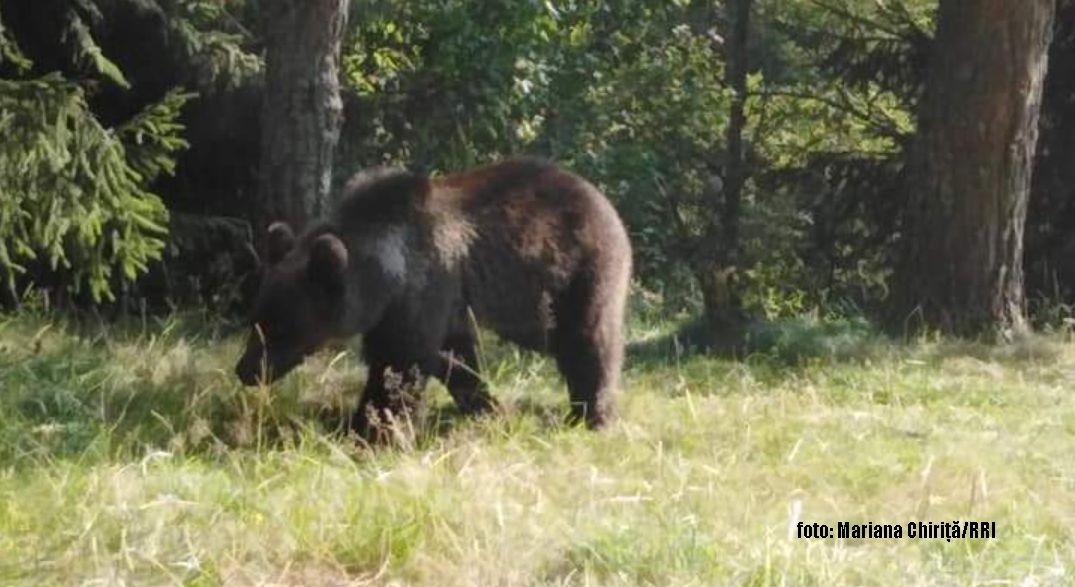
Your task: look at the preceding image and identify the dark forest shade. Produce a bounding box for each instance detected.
[890,0,1055,336]
[697,0,752,339]
[257,0,350,233]
[1027,2,1075,302]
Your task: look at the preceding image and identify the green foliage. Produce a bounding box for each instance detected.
[118,88,196,183]
[747,0,933,313]
[341,0,563,170]
[1,0,942,316]
[0,15,190,302]
[338,0,935,317]
[128,0,262,90]
[340,2,725,296]
[62,0,132,88]
[0,10,30,72]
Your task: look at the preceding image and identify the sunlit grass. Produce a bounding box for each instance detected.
[0,312,1072,585]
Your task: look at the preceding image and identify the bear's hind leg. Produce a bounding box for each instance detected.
[554,331,620,428]
[553,277,626,429]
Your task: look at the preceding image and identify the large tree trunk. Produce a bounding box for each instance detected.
[698,0,751,339]
[257,0,349,232]
[890,0,1054,336]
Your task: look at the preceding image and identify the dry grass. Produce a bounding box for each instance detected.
[0,312,1072,586]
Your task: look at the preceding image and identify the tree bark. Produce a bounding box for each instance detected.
[890,0,1054,336]
[698,0,751,338]
[257,0,349,232]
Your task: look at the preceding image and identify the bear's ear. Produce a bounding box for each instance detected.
[266,222,296,265]
[308,233,348,288]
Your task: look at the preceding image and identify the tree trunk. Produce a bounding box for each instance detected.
[890,0,1054,337]
[698,0,751,338]
[257,0,349,232]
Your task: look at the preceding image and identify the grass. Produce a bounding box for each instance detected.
[0,311,1073,586]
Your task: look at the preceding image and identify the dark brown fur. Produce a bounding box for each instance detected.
[235,158,632,433]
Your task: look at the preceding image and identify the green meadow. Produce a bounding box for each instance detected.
[0,313,1072,586]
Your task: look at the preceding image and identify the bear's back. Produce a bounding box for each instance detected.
[335,167,430,229]
[335,157,577,226]
[432,158,629,351]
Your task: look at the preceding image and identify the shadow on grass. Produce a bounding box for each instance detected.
[628,311,1072,377]
[628,313,888,368]
[0,315,569,465]
[0,314,367,465]
[4,309,1070,465]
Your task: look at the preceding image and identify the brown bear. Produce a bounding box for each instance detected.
[234,158,632,433]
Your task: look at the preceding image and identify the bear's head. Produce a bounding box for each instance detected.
[235,222,350,386]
